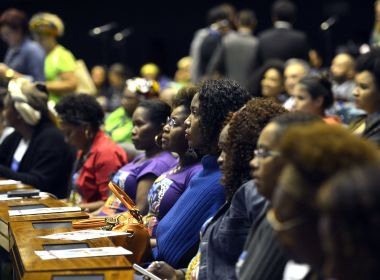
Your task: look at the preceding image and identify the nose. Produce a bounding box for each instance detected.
[131,126,138,136]
[217,151,225,167]
[184,115,191,128]
[352,86,359,97]
[249,156,259,170]
[163,123,170,133]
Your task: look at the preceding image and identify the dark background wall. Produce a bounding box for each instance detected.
[0,0,374,77]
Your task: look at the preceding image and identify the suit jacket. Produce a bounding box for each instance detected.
[0,121,75,198]
[207,31,259,88]
[257,26,309,65]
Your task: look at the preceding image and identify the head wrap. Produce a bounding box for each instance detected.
[126,77,159,99]
[8,79,42,126]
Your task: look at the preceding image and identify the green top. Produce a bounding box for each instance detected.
[104,107,133,143]
[45,44,76,104]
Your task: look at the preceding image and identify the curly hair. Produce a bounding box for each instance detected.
[198,79,251,154]
[222,98,287,200]
[278,122,380,205]
[318,164,380,279]
[171,86,198,113]
[55,94,104,129]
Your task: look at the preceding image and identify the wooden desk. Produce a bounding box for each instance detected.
[0,183,33,193]
[0,197,88,251]
[10,221,133,280]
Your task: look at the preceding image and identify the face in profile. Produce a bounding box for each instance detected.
[161,105,189,155]
[58,120,87,150]
[353,71,380,114]
[184,93,202,150]
[122,88,139,116]
[291,84,323,115]
[249,122,285,200]
[217,124,230,179]
[131,106,159,151]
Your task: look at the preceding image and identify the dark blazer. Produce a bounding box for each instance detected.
[0,121,75,198]
[257,27,309,65]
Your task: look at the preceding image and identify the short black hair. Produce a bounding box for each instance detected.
[298,75,334,110]
[238,9,257,28]
[198,79,251,154]
[355,47,380,90]
[137,99,171,127]
[55,94,104,129]
[0,8,28,35]
[171,86,198,114]
[272,0,297,24]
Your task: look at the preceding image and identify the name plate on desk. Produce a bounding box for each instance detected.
[33,221,72,229]
[9,204,47,211]
[9,207,82,216]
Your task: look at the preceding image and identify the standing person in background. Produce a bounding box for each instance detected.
[29,12,78,106]
[91,65,109,106]
[207,9,259,88]
[0,8,44,83]
[256,0,309,66]
[370,0,380,47]
[55,94,128,212]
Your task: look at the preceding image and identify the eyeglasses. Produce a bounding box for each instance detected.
[166,117,177,127]
[253,148,281,159]
[266,208,307,232]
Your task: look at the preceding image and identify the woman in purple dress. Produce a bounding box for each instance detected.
[145,86,202,238]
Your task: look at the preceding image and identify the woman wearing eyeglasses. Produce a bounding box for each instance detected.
[145,87,202,238]
[269,123,379,280]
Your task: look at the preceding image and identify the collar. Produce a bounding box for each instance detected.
[201,154,219,170]
[274,21,292,29]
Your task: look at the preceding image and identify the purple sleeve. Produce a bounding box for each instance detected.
[136,158,174,180]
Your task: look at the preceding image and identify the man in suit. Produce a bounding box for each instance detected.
[256,0,309,66]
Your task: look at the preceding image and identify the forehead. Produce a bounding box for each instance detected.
[171,105,186,117]
[191,93,199,107]
[265,68,282,78]
[132,106,149,120]
[218,123,230,145]
[355,71,376,84]
[285,64,306,77]
[257,122,280,147]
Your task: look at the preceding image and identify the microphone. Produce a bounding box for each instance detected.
[89,22,118,37]
[113,28,133,42]
[320,16,338,31]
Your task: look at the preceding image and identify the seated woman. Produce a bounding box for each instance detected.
[153,79,251,268]
[55,94,128,211]
[319,164,380,280]
[349,47,380,146]
[249,59,287,104]
[145,86,202,237]
[104,77,159,144]
[291,75,340,124]
[0,78,74,198]
[148,98,286,279]
[97,99,176,216]
[269,123,379,279]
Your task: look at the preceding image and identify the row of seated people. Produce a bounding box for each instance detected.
[1,48,380,279]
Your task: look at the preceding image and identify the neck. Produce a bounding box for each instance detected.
[145,146,162,158]
[238,27,252,34]
[17,123,34,141]
[178,152,198,168]
[45,41,57,53]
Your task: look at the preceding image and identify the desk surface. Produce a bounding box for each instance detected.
[0,197,88,224]
[0,183,33,193]
[21,270,134,280]
[10,220,133,279]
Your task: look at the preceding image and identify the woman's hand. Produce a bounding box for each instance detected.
[146,261,177,280]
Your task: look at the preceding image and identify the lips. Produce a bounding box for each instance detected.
[185,129,191,140]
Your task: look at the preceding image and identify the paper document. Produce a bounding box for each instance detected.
[39,229,131,241]
[35,246,132,260]
[9,206,82,216]
[0,180,21,186]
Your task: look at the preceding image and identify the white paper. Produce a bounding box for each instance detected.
[0,180,21,186]
[35,246,132,260]
[8,206,82,216]
[39,229,131,241]
[0,192,49,201]
[0,194,22,201]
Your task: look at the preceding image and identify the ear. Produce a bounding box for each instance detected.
[314,96,324,109]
